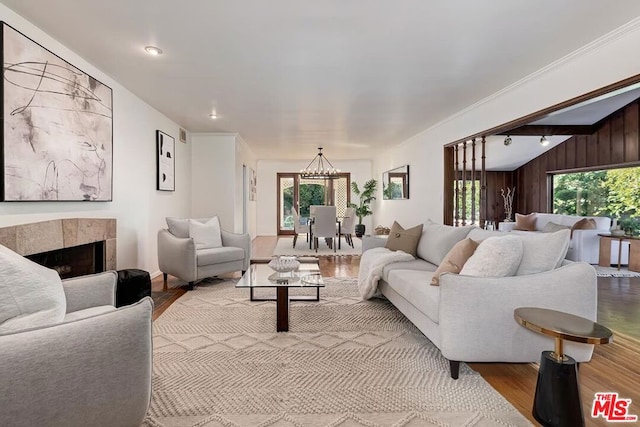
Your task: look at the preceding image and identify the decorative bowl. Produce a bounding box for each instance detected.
[268,257,300,273]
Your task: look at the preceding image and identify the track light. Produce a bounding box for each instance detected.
[503,135,512,146]
[540,135,550,147]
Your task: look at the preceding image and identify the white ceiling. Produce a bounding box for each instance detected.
[3,0,640,160]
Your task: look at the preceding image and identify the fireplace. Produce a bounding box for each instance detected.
[0,218,116,275]
[26,241,106,279]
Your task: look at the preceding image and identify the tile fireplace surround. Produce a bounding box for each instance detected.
[0,218,116,271]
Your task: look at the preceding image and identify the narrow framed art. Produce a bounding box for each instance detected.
[0,22,113,201]
[156,130,175,191]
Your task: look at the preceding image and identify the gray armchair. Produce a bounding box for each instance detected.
[158,218,251,290]
[0,271,153,427]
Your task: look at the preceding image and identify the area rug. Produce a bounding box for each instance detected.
[144,277,531,426]
[272,236,362,256]
[594,265,640,278]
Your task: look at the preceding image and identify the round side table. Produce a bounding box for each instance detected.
[514,307,613,427]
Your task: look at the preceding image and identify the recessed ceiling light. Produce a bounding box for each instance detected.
[209,113,218,119]
[144,46,163,56]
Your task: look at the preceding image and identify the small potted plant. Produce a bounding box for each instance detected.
[348,179,378,237]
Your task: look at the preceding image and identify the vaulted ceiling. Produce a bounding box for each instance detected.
[3,0,640,160]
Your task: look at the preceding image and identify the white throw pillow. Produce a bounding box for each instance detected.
[460,235,523,277]
[515,229,570,275]
[0,244,66,333]
[189,217,222,249]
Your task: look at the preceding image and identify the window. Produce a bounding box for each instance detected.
[552,166,640,235]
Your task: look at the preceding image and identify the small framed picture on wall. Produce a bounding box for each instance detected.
[156,130,175,191]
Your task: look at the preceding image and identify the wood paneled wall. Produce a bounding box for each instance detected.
[485,171,517,224]
[515,99,640,214]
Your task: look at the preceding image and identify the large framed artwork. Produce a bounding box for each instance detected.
[156,130,175,191]
[0,22,113,201]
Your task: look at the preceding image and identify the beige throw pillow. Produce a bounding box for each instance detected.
[189,217,223,249]
[384,221,424,257]
[570,218,597,237]
[514,213,537,231]
[430,238,479,286]
[542,221,570,233]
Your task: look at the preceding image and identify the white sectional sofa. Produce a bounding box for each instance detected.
[510,213,611,264]
[362,221,598,379]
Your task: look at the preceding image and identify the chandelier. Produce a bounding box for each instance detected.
[300,147,341,179]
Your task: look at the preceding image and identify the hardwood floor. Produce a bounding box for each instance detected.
[151,235,640,426]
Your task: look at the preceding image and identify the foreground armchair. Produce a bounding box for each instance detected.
[158,217,250,290]
[0,265,153,427]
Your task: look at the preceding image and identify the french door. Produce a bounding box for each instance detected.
[277,173,350,235]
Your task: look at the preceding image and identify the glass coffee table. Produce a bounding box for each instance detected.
[236,263,324,332]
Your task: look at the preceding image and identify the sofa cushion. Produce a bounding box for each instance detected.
[0,244,66,333]
[431,238,479,285]
[382,259,437,283]
[196,246,245,266]
[416,220,474,265]
[189,217,222,249]
[467,228,505,241]
[534,213,563,231]
[166,217,213,238]
[515,229,570,275]
[460,235,523,277]
[386,269,440,323]
[542,221,570,233]
[64,305,116,322]
[384,221,423,256]
[514,213,537,231]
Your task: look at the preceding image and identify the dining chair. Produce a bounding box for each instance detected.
[291,207,310,248]
[310,205,337,252]
[339,207,356,248]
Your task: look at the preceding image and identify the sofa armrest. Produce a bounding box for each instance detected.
[221,229,251,270]
[362,235,388,252]
[566,229,606,264]
[62,271,117,313]
[438,262,597,362]
[158,229,197,282]
[0,297,153,427]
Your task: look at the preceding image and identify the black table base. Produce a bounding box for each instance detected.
[533,351,584,427]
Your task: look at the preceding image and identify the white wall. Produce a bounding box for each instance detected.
[190,134,236,230]
[256,159,373,236]
[190,133,257,237]
[0,4,192,276]
[373,19,640,228]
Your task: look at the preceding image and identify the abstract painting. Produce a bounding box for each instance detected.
[156,130,175,191]
[249,167,257,201]
[1,22,113,201]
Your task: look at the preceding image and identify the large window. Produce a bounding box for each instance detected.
[552,166,640,235]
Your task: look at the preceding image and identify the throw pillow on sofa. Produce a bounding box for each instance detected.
[166,217,215,238]
[542,221,570,233]
[570,218,597,237]
[514,213,537,231]
[189,217,223,249]
[384,221,424,257]
[515,229,570,275]
[460,235,523,277]
[430,238,479,285]
[0,244,66,333]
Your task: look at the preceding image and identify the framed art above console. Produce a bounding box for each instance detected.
[383,165,409,200]
[0,22,113,201]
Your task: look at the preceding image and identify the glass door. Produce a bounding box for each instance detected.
[277,173,351,235]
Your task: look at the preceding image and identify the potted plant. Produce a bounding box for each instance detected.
[348,179,378,237]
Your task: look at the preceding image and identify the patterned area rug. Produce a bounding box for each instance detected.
[144,277,531,426]
[272,237,362,256]
[594,265,640,278]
